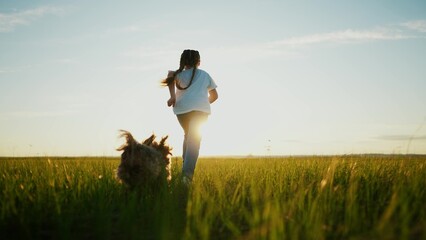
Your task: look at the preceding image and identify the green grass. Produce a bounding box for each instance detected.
[1,155,425,239]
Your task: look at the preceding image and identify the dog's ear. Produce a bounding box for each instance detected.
[142,134,156,146]
[117,130,136,151]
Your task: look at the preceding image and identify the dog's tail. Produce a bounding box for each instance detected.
[117,130,137,151]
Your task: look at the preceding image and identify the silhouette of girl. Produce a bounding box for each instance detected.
[162,49,218,184]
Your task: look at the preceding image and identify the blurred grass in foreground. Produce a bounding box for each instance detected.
[0,155,425,239]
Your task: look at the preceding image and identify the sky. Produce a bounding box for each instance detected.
[1,0,426,157]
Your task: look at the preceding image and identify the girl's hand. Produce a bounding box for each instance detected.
[167,97,176,107]
[209,89,218,104]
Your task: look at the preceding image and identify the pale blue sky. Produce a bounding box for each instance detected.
[1,1,425,156]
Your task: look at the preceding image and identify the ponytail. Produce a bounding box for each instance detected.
[161,66,183,86]
[161,49,200,90]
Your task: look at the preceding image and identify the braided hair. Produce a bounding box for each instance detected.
[162,49,200,90]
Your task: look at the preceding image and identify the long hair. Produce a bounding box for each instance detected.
[162,49,200,90]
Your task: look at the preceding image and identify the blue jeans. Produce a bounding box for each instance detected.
[177,111,208,179]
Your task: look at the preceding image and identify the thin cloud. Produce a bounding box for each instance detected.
[401,20,426,33]
[207,21,425,62]
[0,64,40,74]
[375,135,426,141]
[3,110,78,118]
[104,21,170,36]
[105,25,142,35]
[0,6,64,32]
[54,58,79,64]
[269,28,416,47]
[122,46,178,58]
[115,63,163,73]
[115,25,140,33]
[119,20,426,64]
[280,139,303,143]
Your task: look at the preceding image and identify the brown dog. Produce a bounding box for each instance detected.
[116,130,172,188]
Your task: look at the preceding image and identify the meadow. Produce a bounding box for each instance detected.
[0,155,425,239]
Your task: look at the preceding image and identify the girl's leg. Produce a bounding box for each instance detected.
[177,111,208,180]
[182,136,187,161]
[177,114,190,160]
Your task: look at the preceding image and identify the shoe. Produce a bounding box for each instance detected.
[182,176,192,187]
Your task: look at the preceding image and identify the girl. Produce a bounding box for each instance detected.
[162,49,218,183]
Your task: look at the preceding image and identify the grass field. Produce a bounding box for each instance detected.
[0,155,425,239]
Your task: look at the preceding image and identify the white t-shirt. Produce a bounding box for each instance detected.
[173,68,217,115]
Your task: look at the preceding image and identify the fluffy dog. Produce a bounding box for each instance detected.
[116,130,172,188]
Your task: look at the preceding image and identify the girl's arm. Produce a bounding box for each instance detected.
[167,71,176,107]
[167,83,176,107]
[209,89,218,104]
